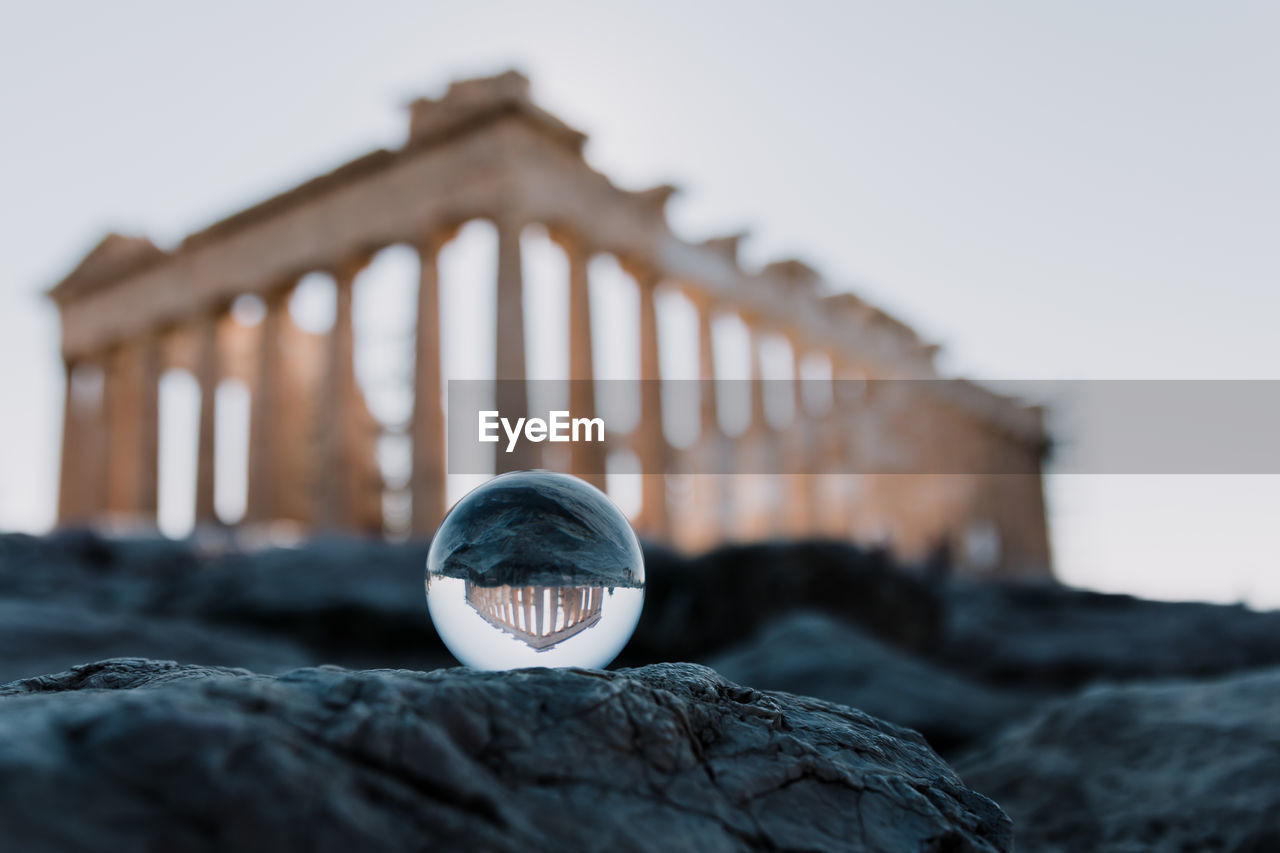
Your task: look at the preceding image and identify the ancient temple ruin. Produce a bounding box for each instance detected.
[48,70,1052,577]
[465,583,605,652]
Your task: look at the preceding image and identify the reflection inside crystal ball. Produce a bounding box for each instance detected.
[426,470,645,670]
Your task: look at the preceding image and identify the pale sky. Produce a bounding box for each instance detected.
[1,2,1276,604]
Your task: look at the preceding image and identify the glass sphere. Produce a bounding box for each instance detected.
[426,470,645,670]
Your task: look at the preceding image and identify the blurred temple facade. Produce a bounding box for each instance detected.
[48,71,1052,577]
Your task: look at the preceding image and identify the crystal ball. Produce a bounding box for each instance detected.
[426,470,645,670]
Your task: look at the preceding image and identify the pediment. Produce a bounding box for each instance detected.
[48,233,167,301]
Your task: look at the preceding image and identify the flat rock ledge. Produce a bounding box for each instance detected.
[0,659,1009,853]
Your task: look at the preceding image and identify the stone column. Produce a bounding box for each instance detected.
[786,338,816,537]
[102,336,159,524]
[698,300,718,436]
[748,322,769,433]
[837,360,876,543]
[1011,469,1053,576]
[494,217,536,472]
[57,359,92,524]
[193,307,223,525]
[561,231,605,490]
[748,322,780,538]
[86,357,110,521]
[694,297,726,544]
[969,422,1053,578]
[247,287,289,524]
[411,234,446,535]
[101,345,125,515]
[57,359,77,522]
[319,263,364,530]
[998,412,1053,577]
[136,331,161,522]
[635,268,668,537]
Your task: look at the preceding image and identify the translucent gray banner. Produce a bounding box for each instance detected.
[445,380,1280,475]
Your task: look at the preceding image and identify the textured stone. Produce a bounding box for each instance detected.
[627,541,943,665]
[12,533,1280,690]
[0,659,1010,852]
[155,539,443,669]
[1,533,944,673]
[0,532,448,671]
[708,612,1032,754]
[955,668,1280,852]
[940,580,1280,691]
[0,599,312,684]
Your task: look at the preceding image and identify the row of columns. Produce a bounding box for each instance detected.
[481,225,1047,571]
[59,228,477,537]
[56,217,1046,572]
[54,215,907,538]
[58,253,385,533]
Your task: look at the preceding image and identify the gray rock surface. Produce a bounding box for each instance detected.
[628,541,943,665]
[0,532,943,671]
[154,539,447,670]
[955,667,1280,852]
[0,658,1011,853]
[0,532,449,671]
[14,532,1280,691]
[0,599,313,683]
[708,613,1033,754]
[940,581,1280,692]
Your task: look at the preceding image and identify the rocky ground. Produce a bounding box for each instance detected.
[3,530,1280,851]
[0,659,1009,852]
[707,612,1031,755]
[953,668,1280,852]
